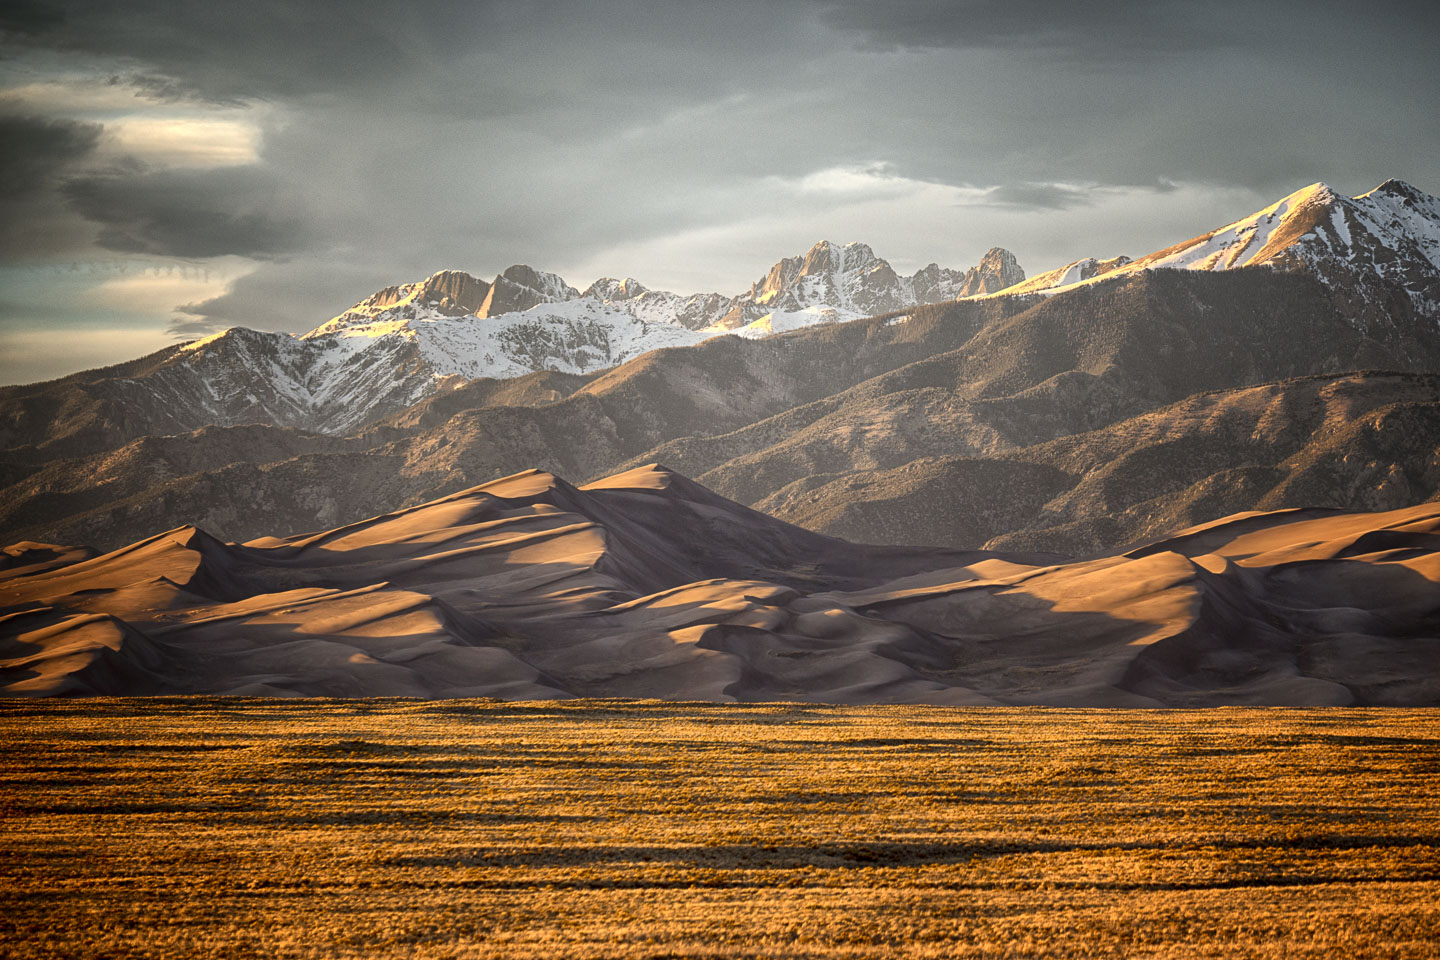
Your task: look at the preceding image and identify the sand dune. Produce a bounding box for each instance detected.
[2,465,1435,704]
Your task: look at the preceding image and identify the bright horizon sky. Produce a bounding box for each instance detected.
[3,0,1438,385]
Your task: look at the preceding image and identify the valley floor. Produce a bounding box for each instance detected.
[2,701,1438,958]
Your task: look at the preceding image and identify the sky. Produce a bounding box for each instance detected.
[2,0,1438,385]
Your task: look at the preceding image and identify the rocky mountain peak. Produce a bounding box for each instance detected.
[354,283,410,311]
[910,247,1027,302]
[259,236,1036,419]
[1357,179,1440,236]
[478,265,580,318]
[983,255,1132,297]
[350,270,492,316]
[909,262,961,301]
[413,270,492,315]
[496,264,551,290]
[800,240,835,277]
[751,250,805,300]
[1366,178,1424,204]
[584,277,650,302]
[801,241,883,276]
[957,247,1026,297]
[1294,180,1339,200]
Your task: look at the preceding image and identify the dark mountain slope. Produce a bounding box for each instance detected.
[637,269,1432,504]
[753,372,1440,556]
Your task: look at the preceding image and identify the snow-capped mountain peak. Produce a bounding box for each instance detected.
[1361,178,1433,207]
[748,240,873,303]
[1127,181,1344,273]
[1351,179,1440,272]
[311,269,493,332]
[583,277,650,301]
[309,264,580,340]
[991,179,1440,326]
[706,239,1023,334]
[479,264,580,317]
[410,269,493,313]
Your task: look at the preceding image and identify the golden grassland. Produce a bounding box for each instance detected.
[1,700,1438,958]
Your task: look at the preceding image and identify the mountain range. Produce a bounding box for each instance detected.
[3,178,1439,702]
[0,241,1025,445]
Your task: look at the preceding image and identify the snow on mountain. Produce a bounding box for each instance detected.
[308,296,711,381]
[163,325,436,435]
[299,241,1026,390]
[581,277,735,331]
[1356,179,1440,273]
[132,242,1021,435]
[991,180,1440,323]
[990,255,1133,297]
[714,241,910,329]
[711,241,1026,336]
[308,264,579,337]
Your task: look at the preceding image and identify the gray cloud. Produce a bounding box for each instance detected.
[166,315,228,337]
[981,183,1099,211]
[2,1,756,107]
[0,114,100,199]
[0,0,65,35]
[817,0,1236,57]
[817,0,1440,59]
[4,1,479,101]
[113,72,249,108]
[0,114,103,256]
[173,258,404,336]
[62,166,308,259]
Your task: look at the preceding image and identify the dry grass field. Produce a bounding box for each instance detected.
[2,700,1438,959]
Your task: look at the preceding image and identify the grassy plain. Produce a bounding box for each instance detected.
[1,700,1438,958]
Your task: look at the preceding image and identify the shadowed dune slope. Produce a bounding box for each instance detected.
[2,465,1436,705]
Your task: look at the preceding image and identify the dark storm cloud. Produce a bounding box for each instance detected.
[5,1,798,110]
[3,1,484,101]
[5,0,706,105]
[0,114,102,256]
[0,0,65,35]
[982,183,1096,211]
[166,315,227,336]
[116,72,248,108]
[62,166,307,259]
[0,114,100,199]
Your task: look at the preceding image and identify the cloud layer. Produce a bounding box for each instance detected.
[3,0,1439,382]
